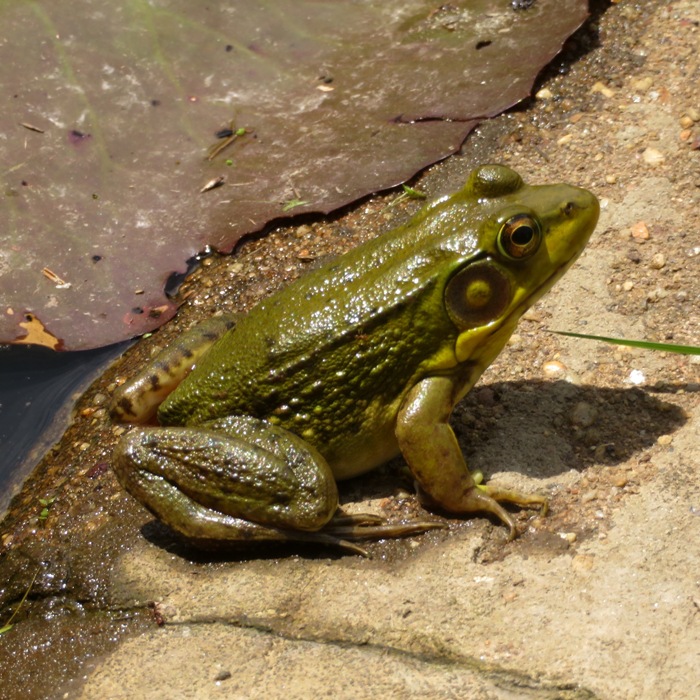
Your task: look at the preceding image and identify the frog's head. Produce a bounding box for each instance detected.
[447,164,599,363]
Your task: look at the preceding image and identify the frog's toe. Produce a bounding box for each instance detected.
[329,511,384,527]
[479,484,549,515]
[471,484,548,539]
[323,511,447,544]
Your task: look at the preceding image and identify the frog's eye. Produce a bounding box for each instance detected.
[498,214,541,259]
[445,260,510,329]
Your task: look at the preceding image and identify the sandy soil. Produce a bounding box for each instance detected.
[1,1,698,698]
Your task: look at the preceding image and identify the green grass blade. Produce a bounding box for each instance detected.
[0,570,39,635]
[551,331,700,355]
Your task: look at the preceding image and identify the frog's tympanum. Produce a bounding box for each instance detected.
[112,165,599,554]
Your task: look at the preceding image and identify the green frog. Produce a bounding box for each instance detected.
[112,164,599,554]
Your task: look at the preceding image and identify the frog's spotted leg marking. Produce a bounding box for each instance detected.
[111,315,236,424]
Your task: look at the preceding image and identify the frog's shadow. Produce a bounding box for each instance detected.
[348,379,687,495]
[141,380,688,562]
[140,520,355,563]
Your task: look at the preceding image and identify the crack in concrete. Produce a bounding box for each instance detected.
[160,612,600,699]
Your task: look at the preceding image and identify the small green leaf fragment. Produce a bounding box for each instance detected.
[38,496,55,520]
[0,624,13,635]
[551,331,700,355]
[282,199,309,212]
[401,184,427,199]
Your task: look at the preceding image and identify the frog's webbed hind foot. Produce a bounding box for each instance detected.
[162,509,444,558]
[317,511,447,556]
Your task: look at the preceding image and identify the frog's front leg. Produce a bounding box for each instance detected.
[396,376,547,539]
[115,415,444,554]
[111,315,236,424]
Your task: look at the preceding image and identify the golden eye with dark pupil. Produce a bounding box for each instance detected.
[498,213,541,259]
[444,260,511,329]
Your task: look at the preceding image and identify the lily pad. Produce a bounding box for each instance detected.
[0,0,589,350]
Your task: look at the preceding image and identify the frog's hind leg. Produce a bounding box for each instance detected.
[121,477,443,557]
[114,415,445,556]
[122,468,374,556]
[111,314,237,424]
[114,420,339,534]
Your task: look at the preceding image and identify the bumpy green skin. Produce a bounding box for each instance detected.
[113,165,599,548]
[158,202,465,478]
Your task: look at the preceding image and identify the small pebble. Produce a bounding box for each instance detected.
[627,369,646,385]
[542,360,567,379]
[476,387,496,407]
[630,76,653,91]
[612,473,628,488]
[646,287,668,302]
[557,134,574,146]
[571,554,595,571]
[570,401,597,428]
[649,253,666,269]
[630,221,650,240]
[642,147,665,165]
[507,333,523,349]
[590,81,614,98]
[522,308,543,322]
[657,434,673,446]
[626,248,641,263]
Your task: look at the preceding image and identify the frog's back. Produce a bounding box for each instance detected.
[158,197,480,432]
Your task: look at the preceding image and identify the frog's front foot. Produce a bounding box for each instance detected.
[419,479,547,540]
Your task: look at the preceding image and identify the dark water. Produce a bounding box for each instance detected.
[0,343,127,516]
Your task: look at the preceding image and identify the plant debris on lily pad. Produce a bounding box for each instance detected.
[0,0,589,350]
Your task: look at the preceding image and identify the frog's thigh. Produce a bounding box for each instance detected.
[114,425,338,538]
[111,315,237,423]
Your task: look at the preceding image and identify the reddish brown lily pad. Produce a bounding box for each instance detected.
[0,0,589,350]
